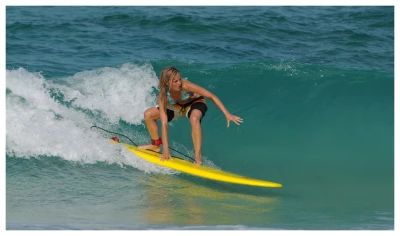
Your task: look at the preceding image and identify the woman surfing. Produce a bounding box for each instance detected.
[139,66,243,165]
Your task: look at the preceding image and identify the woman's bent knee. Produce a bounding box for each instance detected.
[144,107,159,120]
[190,110,202,125]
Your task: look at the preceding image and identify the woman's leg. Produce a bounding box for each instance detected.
[138,106,161,152]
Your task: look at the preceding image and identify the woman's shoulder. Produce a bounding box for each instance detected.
[183,78,198,87]
[182,79,191,91]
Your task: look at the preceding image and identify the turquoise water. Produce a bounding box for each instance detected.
[6,6,394,230]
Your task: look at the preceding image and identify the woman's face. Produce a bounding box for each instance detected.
[169,73,182,92]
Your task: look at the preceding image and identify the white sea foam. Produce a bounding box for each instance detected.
[58,63,159,124]
[6,64,175,175]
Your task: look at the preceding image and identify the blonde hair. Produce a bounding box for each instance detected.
[159,66,180,112]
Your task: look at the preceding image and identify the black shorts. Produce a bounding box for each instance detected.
[158,101,208,123]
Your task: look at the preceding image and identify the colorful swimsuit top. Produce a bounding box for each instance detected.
[167,78,194,105]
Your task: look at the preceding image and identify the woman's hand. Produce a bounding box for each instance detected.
[161,148,172,161]
[226,113,243,127]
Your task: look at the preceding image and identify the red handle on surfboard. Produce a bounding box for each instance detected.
[111,136,119,142]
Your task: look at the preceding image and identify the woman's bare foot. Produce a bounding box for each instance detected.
[138,144,161,153]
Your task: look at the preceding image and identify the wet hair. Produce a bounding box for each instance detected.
[159,66,180,112]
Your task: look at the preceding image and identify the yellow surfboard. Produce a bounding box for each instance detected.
[115,141,282,188]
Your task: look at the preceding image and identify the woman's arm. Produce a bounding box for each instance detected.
[158,94,171,160]
[184,80,243,127]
